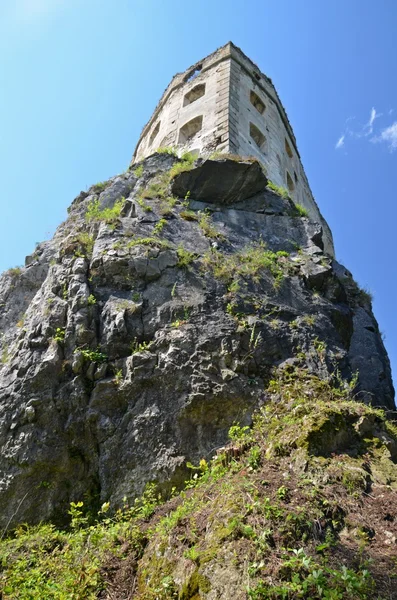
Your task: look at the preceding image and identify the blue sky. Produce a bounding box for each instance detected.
[0,0,396,386]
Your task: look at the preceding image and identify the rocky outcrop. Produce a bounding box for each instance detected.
[0,153,394,530]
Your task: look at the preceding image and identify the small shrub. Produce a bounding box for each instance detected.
[153,218,167,235]
[87,294,96,306]
[295,203,309,217]
[133,164,144,178]
[303,314,316,326]
[169,160,195,180]
[75,348,107,363]
[177,244,196,268]
[180,210,198,221]
[6,266,22,278]
[130,338,152,354]
[127,237,171,250]
[74,232,94,257]
[229,424,250,442]
[198,211,223,239]
[53,327,65,343]
[156,146,178,157]
[267,180,290,199]
[92,180,109,194]
[180,151,195,164]
[136,197,153,212]
[357,286,373,305]
[202,243,290,289]
[113,368,123,385]
[85,197,125,224]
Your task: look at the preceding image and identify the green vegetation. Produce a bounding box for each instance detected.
[91,180,110,194]
[60,232,95,259]
[267,180,290,199]
[180,209,198,221]
[1,369,396,598]
[75,348,107,363]
[130,338,152,354]
[153,218,167,235]
[113,368,123,385]
[198,211,223,239]
[357,285,373,306]
[168,152,196,179]
[0,499,148,600]
[126,237,171,250]
[6,267,22,278]
[295,203,309,217]
[87,294,96,306]
[53,328,65,343]
[155,146,178,156]
[202,242,290,289]
[136,197,153,212]
[75,232,94,257]
[209,151,259,164]
[133,164,144,178]
[85,197,125,224]
[176,244,196,268]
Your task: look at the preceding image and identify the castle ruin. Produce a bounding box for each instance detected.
[132,42,333,254]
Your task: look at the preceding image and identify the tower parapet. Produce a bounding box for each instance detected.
[131,42,333,255]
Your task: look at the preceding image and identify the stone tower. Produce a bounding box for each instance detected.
[132,42,333,254]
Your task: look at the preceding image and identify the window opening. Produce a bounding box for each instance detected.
[286,172,295,192]
[183,84,206,107]
[250,90,265,114]
[249,122,266,151]
[178,116,203,144]
[149,122,160,146]
[285,138,293,158]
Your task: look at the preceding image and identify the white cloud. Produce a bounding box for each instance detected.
[364,107,378,136]
[374,122,397,152]
[335,134,345,149]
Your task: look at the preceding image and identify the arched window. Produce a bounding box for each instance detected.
[183,84,206,107]
[178,116,203,144]
[285,138,293,158]
[250,90,265,114]
[250,122,266,152]
[286,172,295,192]
[149,122,160,146]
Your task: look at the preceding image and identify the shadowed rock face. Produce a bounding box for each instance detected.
[171,158,268,204]
[0,153,394,529]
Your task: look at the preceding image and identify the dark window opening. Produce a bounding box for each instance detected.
[285,138,293,158]
[250,122,266,151]
[183,84,206,106]
[286,172,295,192]
[294,171,298,183]
[149,122,160,146]
[178,115,203,144]
[250,90,265,114]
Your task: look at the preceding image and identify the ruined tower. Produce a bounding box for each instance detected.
[132,42,333,254]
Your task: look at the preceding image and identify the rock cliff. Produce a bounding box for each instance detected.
[0,152,394,531]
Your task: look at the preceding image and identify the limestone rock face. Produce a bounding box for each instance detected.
[171,158,268,204]
[0,153,394,529]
